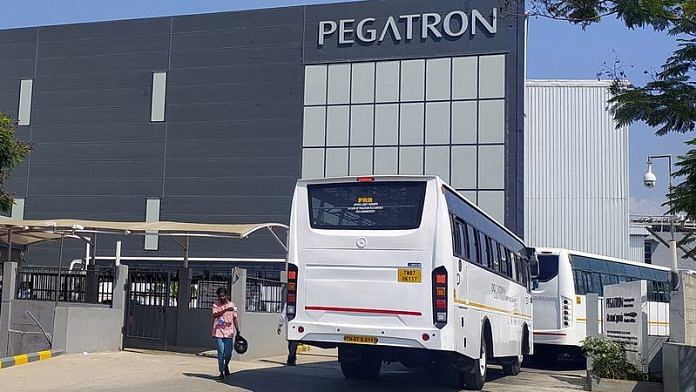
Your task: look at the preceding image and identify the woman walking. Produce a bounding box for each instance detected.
[212,287,240,381]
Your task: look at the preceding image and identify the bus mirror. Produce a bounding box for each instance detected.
[529,258,540,279]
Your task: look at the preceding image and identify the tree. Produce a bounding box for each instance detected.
[0,112,31,213]
[520,0,696,256]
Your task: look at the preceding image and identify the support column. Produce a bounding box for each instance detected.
[0,262,18,357]
[232,269,247,325]
[585,293,599,390]
[85,236,98,303]
[112,264,128,351]
[177,267,191,312]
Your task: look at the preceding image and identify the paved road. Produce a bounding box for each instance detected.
[0,349,586,392]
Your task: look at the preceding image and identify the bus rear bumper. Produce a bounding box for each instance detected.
[533,329,581,347]
[288,321,444,351]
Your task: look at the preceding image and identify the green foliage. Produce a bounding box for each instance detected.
[525,0,696,254]
[582,336,643,381]
[668,138,696,257]
[0,112,31,213]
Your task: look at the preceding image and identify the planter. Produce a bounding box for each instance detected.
[588,377,662,392]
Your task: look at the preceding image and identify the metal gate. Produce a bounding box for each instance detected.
[123,270,177,350]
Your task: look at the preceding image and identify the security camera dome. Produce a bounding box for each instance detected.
[644,170,657,188]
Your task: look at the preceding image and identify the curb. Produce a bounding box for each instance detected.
[0,350,64,370]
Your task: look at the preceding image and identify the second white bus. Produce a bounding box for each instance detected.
[285,176,537,390]
[532,248,671,361]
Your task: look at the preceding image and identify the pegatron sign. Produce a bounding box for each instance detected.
[318,8,498,46]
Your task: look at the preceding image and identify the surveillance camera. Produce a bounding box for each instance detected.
[643,171,657,188]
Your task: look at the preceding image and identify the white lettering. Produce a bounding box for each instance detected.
[357,18,377,42]
[339,19,355,44]
[471,8,497,35]
[400,14,420,40]
[421,13,442,39]
[318,21,337,46]
[379,16,402,42]
[319,9,497,46]
[443,11,469,37]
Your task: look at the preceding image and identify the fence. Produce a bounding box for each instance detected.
[15,266,115,305]
[189,270,235,309]
[246,277,284,313]
[128,270,178,307]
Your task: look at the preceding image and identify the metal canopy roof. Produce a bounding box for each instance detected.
[0,218,289,246]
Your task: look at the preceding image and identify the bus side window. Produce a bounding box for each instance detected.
[462,223,471,260]
[485,237,495,271]
[472,229,482,264]
[451,216,463,258]
[573,269,586,295]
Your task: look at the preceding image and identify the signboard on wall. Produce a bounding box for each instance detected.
[602,281,648,371]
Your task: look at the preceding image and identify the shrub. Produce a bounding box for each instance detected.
[581,336,644,381]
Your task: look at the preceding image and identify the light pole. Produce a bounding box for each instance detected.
[643,154,680,289]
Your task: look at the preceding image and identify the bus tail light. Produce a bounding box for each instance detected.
[287,263,299,321]
[432,267,448,328]
[561,296,572,328]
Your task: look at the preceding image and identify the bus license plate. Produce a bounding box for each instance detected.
[398,268,422,283]
[343,335,378,345]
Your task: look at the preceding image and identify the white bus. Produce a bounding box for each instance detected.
[532,248,671,361]
[285,176,537,390]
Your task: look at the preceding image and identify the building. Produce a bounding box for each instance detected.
[0,0,525,266]
[524,80,630,259]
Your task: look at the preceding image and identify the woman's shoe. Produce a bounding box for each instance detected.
[217,373,225,381]
[225,365,231,376]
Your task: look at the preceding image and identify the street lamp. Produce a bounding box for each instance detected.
[643,154,679,289]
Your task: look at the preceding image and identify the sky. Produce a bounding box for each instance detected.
[0,0,690,215]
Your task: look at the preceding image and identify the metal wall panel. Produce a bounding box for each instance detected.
[524,80,630,259]
[0,0,524,265]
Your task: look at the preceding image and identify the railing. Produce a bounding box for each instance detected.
[246,276,284,313]
[15,266,115,305]
[128,270,178,307]
[189,270,234,310]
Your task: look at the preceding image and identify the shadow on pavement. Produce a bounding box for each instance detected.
[182,372,221,381]
[184,360,510,392]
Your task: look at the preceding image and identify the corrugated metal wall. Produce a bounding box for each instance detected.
[628,226,647,263]
[525,80,629,259]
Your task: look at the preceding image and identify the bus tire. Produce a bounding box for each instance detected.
[463,330,487,390]
[435,358,463,388]
[502,356,521,376]
[339,347,381,380]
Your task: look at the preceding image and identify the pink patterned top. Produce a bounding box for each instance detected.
[212,301,238,338]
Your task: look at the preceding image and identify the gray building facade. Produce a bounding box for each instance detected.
[0,0,525,266]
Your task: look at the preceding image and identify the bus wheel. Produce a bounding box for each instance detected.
[502,356,521,376]
[435,358,463,388]
[463,331,487,390]
[339,346,381,380]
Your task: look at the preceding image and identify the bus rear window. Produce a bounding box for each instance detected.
[536,255,559,282]
[307,181,427,230]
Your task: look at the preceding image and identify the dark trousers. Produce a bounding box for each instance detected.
[288,341,299,363]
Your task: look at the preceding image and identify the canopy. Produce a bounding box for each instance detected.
[0,218,288,246]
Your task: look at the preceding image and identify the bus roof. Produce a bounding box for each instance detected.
[297,175,439,185]
[536,247,672,271]
[297,175,527,248]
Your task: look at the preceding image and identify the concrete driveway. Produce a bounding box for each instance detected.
[0,349,586,392]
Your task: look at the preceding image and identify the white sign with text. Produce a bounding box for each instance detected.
[602,280,649,371]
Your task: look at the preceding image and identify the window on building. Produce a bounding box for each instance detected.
[644,240,652,264]
[18,79,33,126]
[145,198,160,250]
[151,72,167,122]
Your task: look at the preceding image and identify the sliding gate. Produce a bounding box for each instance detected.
[123,270,177,350]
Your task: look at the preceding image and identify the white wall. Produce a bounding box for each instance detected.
[525,80,630,259]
